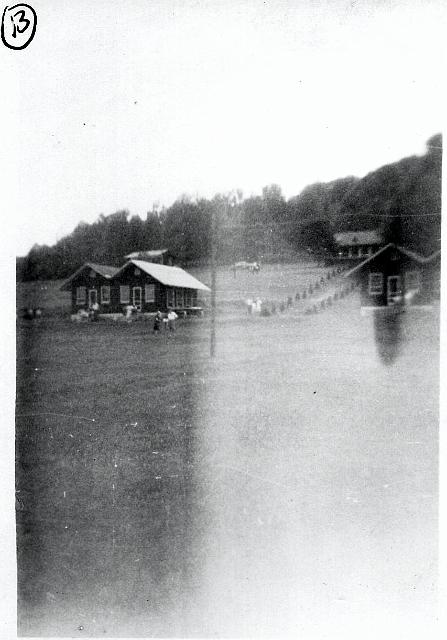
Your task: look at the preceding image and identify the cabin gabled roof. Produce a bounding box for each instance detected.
[334,230,383,247]
[113,259,210,291]
[59,262,119,290]
[343,243,427,278]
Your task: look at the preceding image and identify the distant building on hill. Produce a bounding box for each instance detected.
[344,243,440,311]
[334,230,383,260]
[123,249,175,266]
[61,259,209,317]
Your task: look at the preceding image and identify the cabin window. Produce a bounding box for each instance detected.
[145,284,155,303]
[167,288,175,308]
[89,270,96,278]
[120,285,130,303]
[134,268,141,276]
[369,273,383,295]
[184,290,192,307]
[176,289,184,308]
[405,270,420,291]
[101,286,111,304]
[76,286,86,305]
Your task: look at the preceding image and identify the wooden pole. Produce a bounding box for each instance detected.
[210,204,217,358]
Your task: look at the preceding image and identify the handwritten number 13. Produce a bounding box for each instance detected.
[1,4,37,49]
[10,8,30,37]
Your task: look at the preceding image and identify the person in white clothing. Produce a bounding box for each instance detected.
[90,301,100,321]
[167,310,178,331]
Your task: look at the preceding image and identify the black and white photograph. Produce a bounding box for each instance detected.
[3,0,445,638]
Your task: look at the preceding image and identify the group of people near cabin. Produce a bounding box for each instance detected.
[123,306,179,332]
[76,304,179,331]
[75,305,99,321]
[23,307,42,320]
[246,298,263,314]
[152,310,178,333]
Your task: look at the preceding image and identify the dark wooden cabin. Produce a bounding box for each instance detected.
[60,263,119,315]
[61,259,210,317]
[111,259,209,314]
[344,243,440,310]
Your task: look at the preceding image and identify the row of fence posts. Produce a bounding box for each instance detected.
[304,280,359,315]
[260,265,350,317]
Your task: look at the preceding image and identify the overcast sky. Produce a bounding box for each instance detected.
[4,0,445,256]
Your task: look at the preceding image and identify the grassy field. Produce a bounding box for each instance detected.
[16,263,439,638]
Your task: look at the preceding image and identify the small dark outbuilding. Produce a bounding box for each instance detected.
[344,243,441,310]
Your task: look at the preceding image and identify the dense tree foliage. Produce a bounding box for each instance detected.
[18,134,441,280]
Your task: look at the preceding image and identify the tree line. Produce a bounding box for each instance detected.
[17,134,441,281]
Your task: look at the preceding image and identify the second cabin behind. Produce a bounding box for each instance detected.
[334,229,383,261]
[123,249,175,265]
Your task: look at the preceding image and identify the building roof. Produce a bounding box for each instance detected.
[334,230,383,247]
[88,263,120,278]
[343,243,428,278]
[113,259,210,291]
[60,262,119,290]
[124,249,171,260]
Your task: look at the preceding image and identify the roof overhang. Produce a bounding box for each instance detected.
[59,263,117,290]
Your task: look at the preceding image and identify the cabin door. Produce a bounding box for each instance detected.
[88,289,98,307]
[387,276,402,305]
[132,287,142,310]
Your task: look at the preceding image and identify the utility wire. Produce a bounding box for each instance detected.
[217,212,441,230]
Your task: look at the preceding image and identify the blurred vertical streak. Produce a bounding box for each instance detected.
[210,203,217,358]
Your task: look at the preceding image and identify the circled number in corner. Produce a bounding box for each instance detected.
[1,4,37,50]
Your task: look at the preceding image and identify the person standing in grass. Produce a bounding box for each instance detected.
[167,310,178,331]
[153,310,162,334]
[90,301,100,321]
[125,304,135,323]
